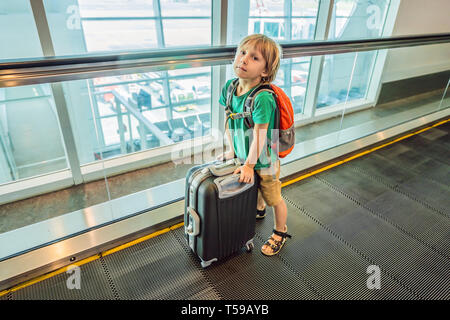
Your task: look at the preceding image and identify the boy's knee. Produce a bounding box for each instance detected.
[257,161,282,207]
[272,197,286,209]
[259,182,282,207]
[264,193,282,207]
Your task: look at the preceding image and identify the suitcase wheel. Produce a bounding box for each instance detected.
[246,242,254,252]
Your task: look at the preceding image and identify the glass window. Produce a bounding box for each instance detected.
[66,67,212,165]
[82,20,158,52]
[253,21,261,33]
[78,0,155,17]
[317,0,391,110]
[250,0,285,17]
[290,57,310,114]
[292,18,316,40]
[246,0,319,42]
[44,0,212,55]
[101,117,121,146]
[249,18,286,40]
[160,0,211,17]
[0,84,68,183]
[330,0,391,40]
[316,51,375,109]
[163,19,211,47]
[264,20,284,39]
[292,0,319,16]
[0,1,42,60]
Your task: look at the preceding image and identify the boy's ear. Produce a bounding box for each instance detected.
[261,68,269,78]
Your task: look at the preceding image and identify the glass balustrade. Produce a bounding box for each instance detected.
[0,0,448,261]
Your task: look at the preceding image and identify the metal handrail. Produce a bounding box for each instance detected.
[0,33,449,88]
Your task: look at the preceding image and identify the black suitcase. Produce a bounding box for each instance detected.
[184,158,258,268]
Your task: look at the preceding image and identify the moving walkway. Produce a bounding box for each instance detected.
[1,119,449,300]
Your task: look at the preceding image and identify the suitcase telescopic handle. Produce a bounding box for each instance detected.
[214,174,254,199]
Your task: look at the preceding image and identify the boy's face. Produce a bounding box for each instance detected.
[234,42,268,82]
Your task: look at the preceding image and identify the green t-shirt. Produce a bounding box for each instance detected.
[219,79,278,170]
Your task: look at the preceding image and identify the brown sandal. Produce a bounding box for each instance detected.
[261,227,292,256]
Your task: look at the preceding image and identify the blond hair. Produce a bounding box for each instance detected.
[237,34,282,83]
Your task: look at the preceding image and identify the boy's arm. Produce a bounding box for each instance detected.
[245,123,269,169]
[218,80,234,159]
[218,120,235,160]
[245,92,273,168]
[234,123,269,183]
[225,120,235,154]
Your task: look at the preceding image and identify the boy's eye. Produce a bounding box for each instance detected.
[253,56,258,60]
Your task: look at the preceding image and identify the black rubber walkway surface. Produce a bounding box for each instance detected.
[2,121,449,300]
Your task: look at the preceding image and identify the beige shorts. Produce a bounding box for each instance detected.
[255,160,282,207]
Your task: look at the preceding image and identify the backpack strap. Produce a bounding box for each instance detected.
[244,84,277,167]
[225,78,239,119]
[243,84,275,129]
[225,78,256,121]
[224,79,275,128]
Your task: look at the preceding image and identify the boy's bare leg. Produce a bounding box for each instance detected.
[273,198,287,232]
[261,198,288,254]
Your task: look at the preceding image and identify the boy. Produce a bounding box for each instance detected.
[218,34,291,256]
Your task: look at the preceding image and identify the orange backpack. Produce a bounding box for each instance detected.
[225,79,295,158]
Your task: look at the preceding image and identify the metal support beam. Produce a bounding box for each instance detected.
[303,0,335,119]
[50,83,83,184]
[30,0,83,184]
